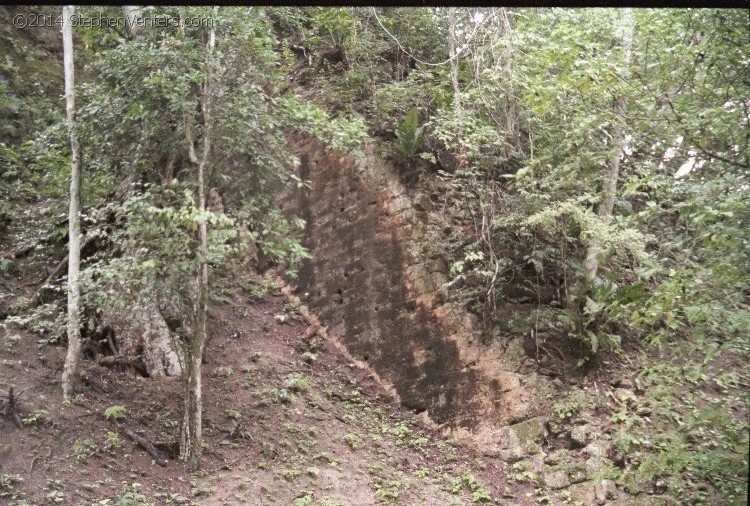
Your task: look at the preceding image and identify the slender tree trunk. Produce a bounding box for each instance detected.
[61,5,82,402]
[448,7,468,173]
[180,7,216,469]
[448,8,461,114]
[575,9,634,299]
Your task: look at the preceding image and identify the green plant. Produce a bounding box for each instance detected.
[46,490,65,503]
[384,422,411,440]
[0,474,24,500]
[226,408,242,421]
[69,393,86,405]
[410,436,428,449]
[104,405,126,421]
[374,480,401,501]
[394,109,425,159]
[552,390,586,422]
[449,472,493,502]
[114,491,147,506]
[104,431,121,454]
[280,468,301,481]
[342,433,362,449]
[3,333,21,354]
[316,499,347,506]
[284,373,311,393]
[293,491,314,506]
[7,297,29,316]
[73,437,98,462]
[270,388,291,404]
[21,409,49,427]
[217,366,234,377]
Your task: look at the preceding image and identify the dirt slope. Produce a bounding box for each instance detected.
[0,275,541,505]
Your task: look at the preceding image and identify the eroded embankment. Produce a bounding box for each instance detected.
[283,138,552,439]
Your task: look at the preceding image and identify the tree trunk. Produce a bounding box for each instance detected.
[61,5,83,402]
[179,7,216,469]
[575,9,634,298]
[447,7,468,173]
[448,8,461,114]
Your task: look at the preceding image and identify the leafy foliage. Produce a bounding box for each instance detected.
[394,109,426,159]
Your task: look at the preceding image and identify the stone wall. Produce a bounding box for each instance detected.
[284,137,551,436]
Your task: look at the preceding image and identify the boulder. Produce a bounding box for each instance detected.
[568,482,597,504]
[595,479,617,504]
[570,424,599,448]
[542,470,570,490]
[493,416,547,462]
[583,440,612,479]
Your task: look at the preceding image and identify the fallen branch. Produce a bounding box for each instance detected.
[121,428,167,466]
[1,244,35,260]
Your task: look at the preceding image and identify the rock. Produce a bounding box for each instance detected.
[585,456,606,477]
[595,479,617,504]
[528,453,546,474]
[613,388,637,406]
[568,482,597,504]
[611,377,634,389]
[496,372,522,393]
[568,463,588,484]
[584,440,610,459]
[544,449,569,466]
[570,424,595,447]
[493,416,547,462]
[510,417,546,451]
[172,495,190,504]
[583,441,612,479]
[414,193,433,212]
[274,313,290,324]
[542,470,570,490]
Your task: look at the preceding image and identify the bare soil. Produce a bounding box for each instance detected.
[0,277,541,505]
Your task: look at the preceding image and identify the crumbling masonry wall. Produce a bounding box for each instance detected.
[285,137,550,434]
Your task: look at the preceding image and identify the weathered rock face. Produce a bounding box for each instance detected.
[284,137,551,434]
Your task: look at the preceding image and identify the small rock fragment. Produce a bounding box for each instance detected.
[274,313,289,324]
